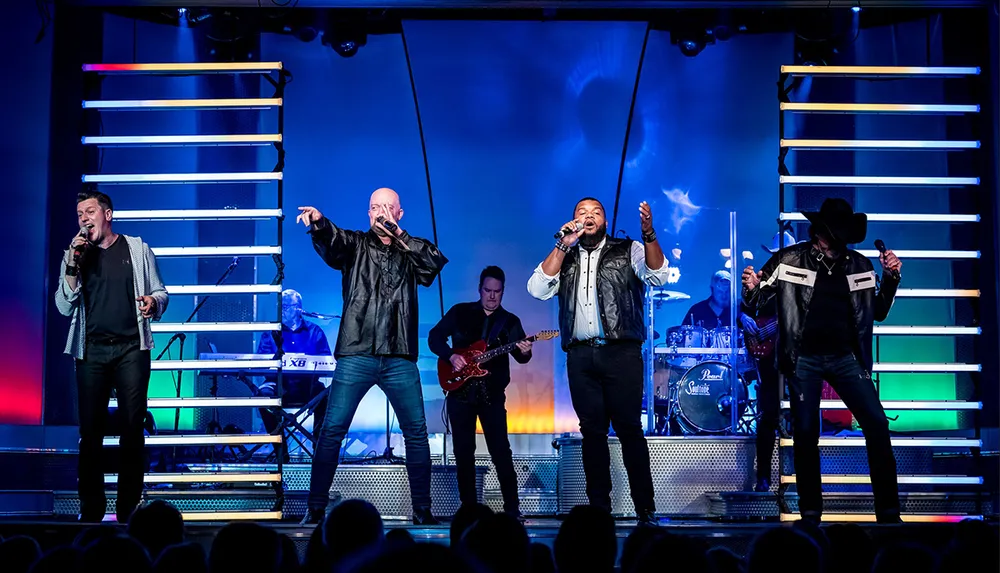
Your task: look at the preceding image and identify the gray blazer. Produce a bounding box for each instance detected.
[54,234,169,359]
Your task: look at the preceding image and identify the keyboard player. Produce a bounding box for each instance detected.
[257,289,333,438]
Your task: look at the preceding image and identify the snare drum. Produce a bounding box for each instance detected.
[665,325,708,368]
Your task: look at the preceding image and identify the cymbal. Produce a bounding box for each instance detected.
[650,290,690,302]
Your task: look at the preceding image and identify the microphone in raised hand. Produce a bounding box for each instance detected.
[73,224,94,263]
[874,239,900,280]
[554,222,583,240]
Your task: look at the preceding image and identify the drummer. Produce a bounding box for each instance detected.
[681,270,745,329]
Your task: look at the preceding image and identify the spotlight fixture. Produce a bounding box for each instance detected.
[322,11,368,57]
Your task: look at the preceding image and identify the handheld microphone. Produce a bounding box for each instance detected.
[376,216,398,233]
[554,222,584,240]
[73,224,94,261]
[874,239,900,280]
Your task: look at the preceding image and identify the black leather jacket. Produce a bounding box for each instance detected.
[309,217,448,360]
[743,241,899,377]
[556,237,646,350]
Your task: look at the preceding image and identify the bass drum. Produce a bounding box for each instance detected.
[674,361,748,434]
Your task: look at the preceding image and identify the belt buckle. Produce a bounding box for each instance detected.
[592,338,607,347]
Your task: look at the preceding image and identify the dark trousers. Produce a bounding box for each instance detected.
[789,352,900,517]
[447,391,519,513]
[566,342,655,514]
[754,354,782,483]
[308,356,431,511]
[76,338,150,521]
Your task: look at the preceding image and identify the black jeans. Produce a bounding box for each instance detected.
[76,338,150,520]
[789,352,899,517]
[566,342,655,514]
[447,391,519,513]
[754,354,782,483]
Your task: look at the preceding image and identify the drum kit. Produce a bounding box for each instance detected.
[649,289,760,436]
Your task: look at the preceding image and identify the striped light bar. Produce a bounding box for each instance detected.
[181,511,283,522]
[151,322,279,333]
[780,475,983,485]
[780,513,980,523]
[82,98,282,110]
[83,173,282,184]
[150,360,278,371]
[780,175,979,186]
[82,134,282,147]
[780,103,980,114]
[873,363,981,372]
[151,246,281,257]
[106,472,282,484]
[873,326,981,335]
[110,397,281,408]
[780,139,980,150]
[779,400,982,410]
[779,437,981,447]
[895,289,980,297]
[780,65,980,77]
[166,285,282,295]
[104,434,282,446]
[857,249,980,259]
[116,209,282,221]
[780,212,980,223]
[653,347,746,355]
[83,62,283,73]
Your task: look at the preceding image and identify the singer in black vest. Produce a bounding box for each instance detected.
[528,197,669,525]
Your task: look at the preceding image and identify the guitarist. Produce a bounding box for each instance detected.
[428,265,533,518]
[746,229,796,492]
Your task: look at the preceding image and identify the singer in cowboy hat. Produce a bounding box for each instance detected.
[741,197,903,523]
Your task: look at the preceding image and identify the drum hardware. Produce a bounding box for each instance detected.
[646,359,753,436]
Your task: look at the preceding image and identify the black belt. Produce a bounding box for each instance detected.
[569,338,611,348]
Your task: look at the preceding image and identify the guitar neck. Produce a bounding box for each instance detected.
[473,335,535,364]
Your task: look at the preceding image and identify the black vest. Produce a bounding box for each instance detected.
[556,237,646,351]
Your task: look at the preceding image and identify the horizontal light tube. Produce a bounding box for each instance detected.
[780,139,980,150]
[151,322,279,333]
[780,65,980,77]
[104,434,282,446]
[873,363,981,372]
[110,397,281,408]
[780,212,979,223]
[166,285,282,295]
[181,511,283,522]
[82,134,282,146]
[873,326,980,335]
[116,209,282,221]
[780,175,979,186]
[780,103,979,113]
[150,360,279,371]
[105,472,282,484]
[857,249,980,259]
[83,62,283,73]
[82,172,282,184]
[151,246,281,257]
[780,475,983,485]
[653,348,746,355]
[895,289,980,297]
[82,98,282,110]
[780,513,980,523]
[779,400,982,410]
[779,437,981,447]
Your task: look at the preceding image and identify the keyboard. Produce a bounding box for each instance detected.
[198,353,337,372]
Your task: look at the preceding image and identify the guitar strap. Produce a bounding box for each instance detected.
[482,310,509,348]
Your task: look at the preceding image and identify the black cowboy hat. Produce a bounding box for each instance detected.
[803,198,868,245]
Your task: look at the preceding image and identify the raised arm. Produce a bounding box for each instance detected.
[298,207,363,272]
[401,233,448,287]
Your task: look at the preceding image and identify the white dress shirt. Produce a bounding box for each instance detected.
[526,238,669,342]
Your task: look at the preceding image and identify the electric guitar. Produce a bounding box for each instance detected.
[437,330,559,392]
[743,316,778,358]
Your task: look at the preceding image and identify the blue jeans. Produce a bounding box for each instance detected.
[788,353,899,517]
[307,355,431,511]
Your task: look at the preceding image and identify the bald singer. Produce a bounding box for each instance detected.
[296,188,449,525]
